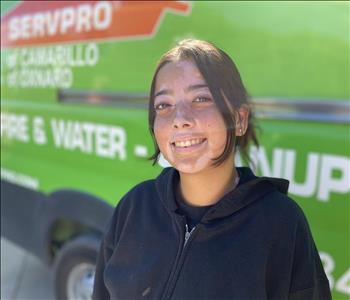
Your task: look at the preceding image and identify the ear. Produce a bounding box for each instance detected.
[235,104,250,136]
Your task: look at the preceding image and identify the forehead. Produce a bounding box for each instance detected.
[155,60,206,91]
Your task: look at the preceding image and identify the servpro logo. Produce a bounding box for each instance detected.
[1,1,191,48]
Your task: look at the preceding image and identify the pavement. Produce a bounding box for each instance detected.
[1,237,55,300]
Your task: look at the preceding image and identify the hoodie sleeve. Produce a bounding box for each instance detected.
[92,201,122,300]
[288,211,331,300]
[92,233,113,300]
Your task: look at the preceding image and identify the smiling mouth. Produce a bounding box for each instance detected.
[172,138,207,148]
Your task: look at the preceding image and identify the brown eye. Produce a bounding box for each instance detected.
[155,103,171,111]
[193,96,212,103]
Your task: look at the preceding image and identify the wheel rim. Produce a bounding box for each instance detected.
[67,262,95,300]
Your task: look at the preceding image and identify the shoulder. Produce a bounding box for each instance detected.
[125,178,157,197]
[263,188,305,218]
[259,188,311,236]
[259,189,317,255]
[103,178,158,246]
[116,178,157,211]
[118,167,175,204]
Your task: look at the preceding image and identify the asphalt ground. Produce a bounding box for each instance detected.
[1,237,55,300]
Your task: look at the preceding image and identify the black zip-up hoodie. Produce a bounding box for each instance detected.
[93,167,331,300]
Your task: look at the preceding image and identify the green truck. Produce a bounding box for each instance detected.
[1,1,349,299]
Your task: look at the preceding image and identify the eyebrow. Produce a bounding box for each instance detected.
[154,84,209,98]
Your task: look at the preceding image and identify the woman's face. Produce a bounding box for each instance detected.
[153,60,232,174]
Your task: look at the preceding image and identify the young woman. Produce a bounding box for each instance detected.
[93,39,331,300]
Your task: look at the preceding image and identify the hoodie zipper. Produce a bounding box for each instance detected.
[161,218,197,300]
[184,223,195,248]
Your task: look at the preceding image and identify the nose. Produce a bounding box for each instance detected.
[172,102,194,129]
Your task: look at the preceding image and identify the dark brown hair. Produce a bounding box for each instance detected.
[148,39,259,165]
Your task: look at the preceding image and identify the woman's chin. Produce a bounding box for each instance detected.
[172,158,211,175]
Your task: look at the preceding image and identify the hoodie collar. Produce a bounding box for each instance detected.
[155,167,289,222]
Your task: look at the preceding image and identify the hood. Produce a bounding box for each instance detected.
[155,167,289,222]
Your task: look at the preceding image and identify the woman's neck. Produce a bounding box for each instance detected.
[178,158,238,207]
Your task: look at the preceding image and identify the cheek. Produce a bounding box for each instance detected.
[204,117,227,150]
[154,118,170,150]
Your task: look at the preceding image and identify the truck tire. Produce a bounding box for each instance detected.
[53,234,101,300]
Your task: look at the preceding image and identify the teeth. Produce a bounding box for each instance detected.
[174,139,204,148]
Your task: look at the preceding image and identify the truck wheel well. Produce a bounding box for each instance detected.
[49,219,102,260]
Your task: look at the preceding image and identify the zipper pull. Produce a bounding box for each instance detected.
[184,223,195,247]
[184,224,190,243]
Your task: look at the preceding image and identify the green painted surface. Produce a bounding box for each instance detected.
[1,1,349,298]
